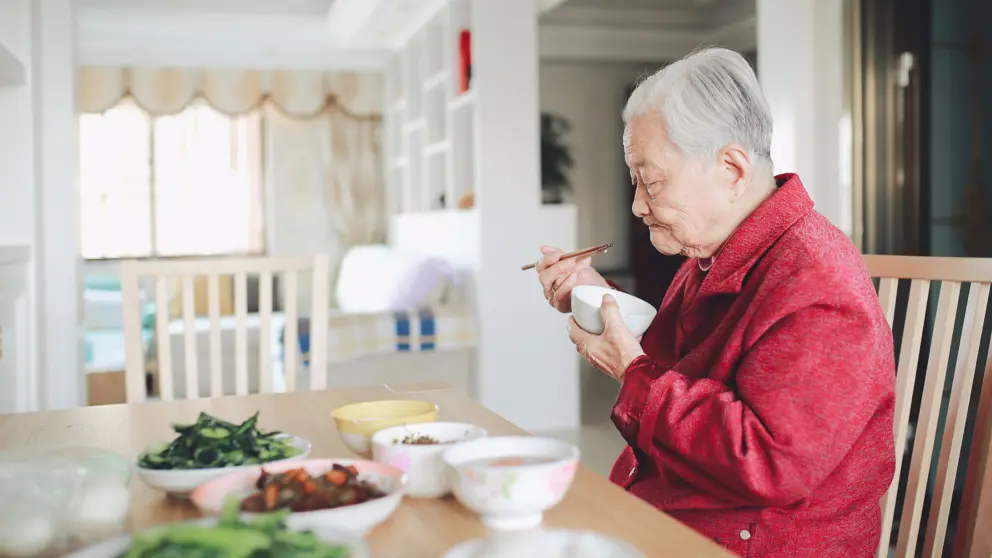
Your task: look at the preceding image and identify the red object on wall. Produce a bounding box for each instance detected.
[458,30,472,93]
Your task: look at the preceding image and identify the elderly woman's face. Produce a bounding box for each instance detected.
[625,114,736,259]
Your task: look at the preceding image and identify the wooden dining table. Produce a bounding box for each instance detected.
[0,381,731,558]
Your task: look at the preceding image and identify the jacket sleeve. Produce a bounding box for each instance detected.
[611,276,893,508]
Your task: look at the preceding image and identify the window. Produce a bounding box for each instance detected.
[79,100,265,259]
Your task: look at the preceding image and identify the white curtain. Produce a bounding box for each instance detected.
[263,106,385,311]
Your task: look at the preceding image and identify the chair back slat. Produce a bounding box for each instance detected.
[878,277,899,328]
[258,270,273,394]
[878,278,930,556]
[865,255,992,558]
[308,255,330,391]
[233,271,249,396]
[120,255,330,402]
[282,270,299,393]
[154,276,174,401]
[181,274,199,400]
[206,273,223,398]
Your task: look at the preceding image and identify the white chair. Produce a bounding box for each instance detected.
[120,255,329,402]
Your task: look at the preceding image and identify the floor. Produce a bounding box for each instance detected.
[536,361,627,478]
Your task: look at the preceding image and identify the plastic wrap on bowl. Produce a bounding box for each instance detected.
[0,446,131,557]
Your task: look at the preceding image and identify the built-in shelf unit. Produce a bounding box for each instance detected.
[384,0,475,215]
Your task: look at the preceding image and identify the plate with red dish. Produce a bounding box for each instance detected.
[191,458,407,535]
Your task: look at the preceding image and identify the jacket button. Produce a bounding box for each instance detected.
[740,530,751,541]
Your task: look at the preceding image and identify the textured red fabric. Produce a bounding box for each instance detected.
[609,174,896,557]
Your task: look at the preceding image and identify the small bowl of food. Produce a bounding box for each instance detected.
[371,422,488,498]
[330,400,439,457]
[191,458,406,535]
[65,497,369,558]
[443,436,580,531]
[570,285,656,336]
[136,411,311,497]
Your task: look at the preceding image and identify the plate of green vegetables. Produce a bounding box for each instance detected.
[136,412,311,496]
[66,496,368,558]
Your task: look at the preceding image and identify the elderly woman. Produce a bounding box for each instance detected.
[535,48,896,557]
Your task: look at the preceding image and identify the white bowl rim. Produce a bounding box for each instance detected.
[370,422,488,450]
[571,285,656,317]
[135,434,312,474]
[192,457,408,517]
[442,436,580,471]
[442,529,647,558]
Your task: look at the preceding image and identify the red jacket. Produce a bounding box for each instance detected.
[610,174,896,557]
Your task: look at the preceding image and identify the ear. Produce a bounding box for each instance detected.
[717,144,750,199]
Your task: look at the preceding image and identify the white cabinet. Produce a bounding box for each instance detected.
[0,247,31,413]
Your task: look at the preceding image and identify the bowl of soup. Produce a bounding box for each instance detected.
[443,436,580,531]
[371,422,488,498]
[570,285,656,336]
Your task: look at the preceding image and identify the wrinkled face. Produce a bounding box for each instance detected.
[625,114,740,259]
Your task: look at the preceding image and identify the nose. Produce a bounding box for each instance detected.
[631,185,651,218]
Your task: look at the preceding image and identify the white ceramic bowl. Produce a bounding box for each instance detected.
[442,529,647,558]
[135,435,311,497]
[570,285,656,336]
[371,422,488,498]
[191,458,406,536]
[443,436,580,531]
[64,517,370,558]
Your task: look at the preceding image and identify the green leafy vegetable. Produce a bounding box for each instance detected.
[138,412,302,470]
[119,496,351,558]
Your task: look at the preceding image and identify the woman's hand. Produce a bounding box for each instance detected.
[534,245,609,313]
[567,294,646,382]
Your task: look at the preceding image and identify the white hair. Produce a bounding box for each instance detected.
[623,48,773,168]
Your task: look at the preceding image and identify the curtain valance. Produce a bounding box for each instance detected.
[79,67,383,120]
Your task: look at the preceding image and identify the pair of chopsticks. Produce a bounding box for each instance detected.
[520,243,613,271]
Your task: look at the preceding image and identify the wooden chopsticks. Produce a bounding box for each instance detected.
[520,243,613,271]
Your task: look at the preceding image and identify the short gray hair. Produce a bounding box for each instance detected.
[623,48,772,167]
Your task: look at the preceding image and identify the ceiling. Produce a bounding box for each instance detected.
[74,0,755,69]
[77,0,336,16]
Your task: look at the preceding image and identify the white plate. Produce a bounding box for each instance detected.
[442,530,647,558]
[64,518,369,558]
[135,435,311,496]
[191,458,407,536]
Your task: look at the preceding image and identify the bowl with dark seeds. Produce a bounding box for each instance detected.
[371,422,487,498]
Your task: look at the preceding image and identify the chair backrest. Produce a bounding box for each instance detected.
[865,255,992,558]
[120,255,329,402]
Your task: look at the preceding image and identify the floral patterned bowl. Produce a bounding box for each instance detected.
[371,422,488,498]
[443,436,580,531]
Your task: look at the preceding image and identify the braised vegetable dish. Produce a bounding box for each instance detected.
[118,496,352,557]
[241,464,387,513]
[138,411,302,470]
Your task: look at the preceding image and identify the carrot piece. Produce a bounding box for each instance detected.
[325,469,348,487]
[264,482,280,509]
[302,480,318,494]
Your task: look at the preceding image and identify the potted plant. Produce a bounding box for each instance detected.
[541,112,574,204]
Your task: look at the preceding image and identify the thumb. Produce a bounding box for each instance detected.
[540,245,560,254]
[600,293,623,327]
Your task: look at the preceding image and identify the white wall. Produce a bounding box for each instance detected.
[758,0,847,234]
[0,0,38,413]
[539,60,660,272]
[0,1,36,248]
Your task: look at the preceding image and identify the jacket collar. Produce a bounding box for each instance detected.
[697,173,814,295]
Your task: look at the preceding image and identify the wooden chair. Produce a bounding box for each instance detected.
[120,255,330,402]
[866,255,992,558]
